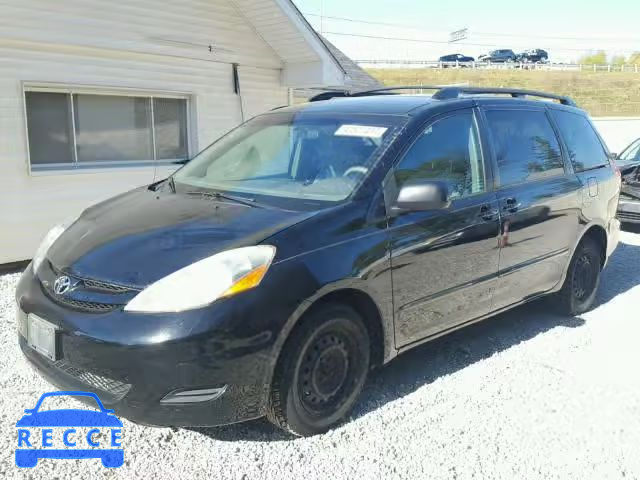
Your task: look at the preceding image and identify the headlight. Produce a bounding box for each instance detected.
[32,219,75,273]
[124,245,276,313]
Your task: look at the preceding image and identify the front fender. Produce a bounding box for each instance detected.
[262,237,396,393]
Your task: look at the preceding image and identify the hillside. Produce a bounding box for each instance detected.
[366,68,640,117]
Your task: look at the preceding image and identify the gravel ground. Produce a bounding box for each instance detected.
[1,229,640,480]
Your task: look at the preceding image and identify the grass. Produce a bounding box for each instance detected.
[366,68,640,117]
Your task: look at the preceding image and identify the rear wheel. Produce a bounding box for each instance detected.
[555,237,602,315]
[266,303,370,436]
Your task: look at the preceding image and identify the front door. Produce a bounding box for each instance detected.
[387,109,501,348]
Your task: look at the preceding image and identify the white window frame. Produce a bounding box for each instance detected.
[22,82,195,174]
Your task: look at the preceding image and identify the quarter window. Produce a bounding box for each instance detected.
[25,90,189,170]
[550,110,610,172]
[394,112,486,199]
[485,109,564,186]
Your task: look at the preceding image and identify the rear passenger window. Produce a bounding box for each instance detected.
[485,109,564,186]
[550,110,609,172]
[394,112,485,199]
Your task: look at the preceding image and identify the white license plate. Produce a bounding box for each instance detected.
[16,305,28,339]
[27,314,58,361]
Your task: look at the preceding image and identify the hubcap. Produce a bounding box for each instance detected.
[298,333,352,414]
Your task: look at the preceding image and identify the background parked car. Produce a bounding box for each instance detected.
[517,49,549,63]
[616,138,640,224]
[478,49,517,63]
[439,54,475,67]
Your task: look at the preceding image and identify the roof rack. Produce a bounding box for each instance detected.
[309,85,577,107]
[350,85,449,97]
[432,87,576,106]
[309,86,445,102]
[308,90,350,102]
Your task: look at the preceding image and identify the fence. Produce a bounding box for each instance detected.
[356,60,640,73]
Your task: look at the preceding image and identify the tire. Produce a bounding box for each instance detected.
[555,237,602,315]
[266,303,370,436]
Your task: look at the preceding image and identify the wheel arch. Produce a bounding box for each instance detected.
[555,222,608,293]
[267,285,393,390]
[579,224,608,268]
[305,289,386,368]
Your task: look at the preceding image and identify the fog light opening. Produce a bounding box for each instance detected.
[160,385,228,404]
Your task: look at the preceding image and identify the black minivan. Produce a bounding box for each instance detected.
[16,86,621,436]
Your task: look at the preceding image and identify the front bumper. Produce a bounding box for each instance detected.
[617,197,640,224]
[15,266,280,427]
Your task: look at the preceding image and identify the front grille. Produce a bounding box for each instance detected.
[53,360,131,401]
[618,211,640,222]
[43,262,137,313]
[82,278,134,294]
[620,192,640,201]
[42,286,120,313]
[49,263,136,294]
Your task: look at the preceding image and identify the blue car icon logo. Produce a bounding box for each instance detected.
[16,391,123,468]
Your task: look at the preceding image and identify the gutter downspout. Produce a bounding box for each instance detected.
[233,63,245,122]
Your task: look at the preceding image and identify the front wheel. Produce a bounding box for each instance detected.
[266,303,370,436]
[555,237,602,315]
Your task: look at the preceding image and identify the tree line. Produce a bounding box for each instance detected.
[578,51,640,65]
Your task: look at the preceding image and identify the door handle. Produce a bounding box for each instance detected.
[502,197,520,214]
[479,205,499,221]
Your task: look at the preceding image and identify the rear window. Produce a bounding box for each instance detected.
[485,109,564,186]
[550,110,609,172]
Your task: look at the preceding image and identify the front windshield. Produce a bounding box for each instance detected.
[618,138,640,167]
[174,112,402,204]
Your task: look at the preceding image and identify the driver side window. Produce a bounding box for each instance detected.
[394,111,486,199]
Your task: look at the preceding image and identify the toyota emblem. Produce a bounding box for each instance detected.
[53,276,72,295]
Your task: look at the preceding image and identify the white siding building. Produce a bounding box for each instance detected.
[0,0,346,264]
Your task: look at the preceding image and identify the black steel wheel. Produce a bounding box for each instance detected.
[267,303,370,436]
[556,237,603,315]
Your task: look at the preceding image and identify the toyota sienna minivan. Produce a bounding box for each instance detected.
[16,86,621,436]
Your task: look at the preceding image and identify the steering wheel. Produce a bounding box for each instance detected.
[343,166,368,180]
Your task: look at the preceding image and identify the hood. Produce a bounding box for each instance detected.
[47,187,317,287]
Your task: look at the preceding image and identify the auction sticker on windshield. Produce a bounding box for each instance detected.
[335,124,388,138]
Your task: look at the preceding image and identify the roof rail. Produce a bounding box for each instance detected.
[309,85,577,107]
[308,86,445,102]
[350,85,450,97]
[308,90,349,102]
[432,87,576,106]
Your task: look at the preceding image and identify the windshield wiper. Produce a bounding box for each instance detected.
[185,190,263,209]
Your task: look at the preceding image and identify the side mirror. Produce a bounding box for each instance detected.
[610,152,619,160]
[393,180,450,213]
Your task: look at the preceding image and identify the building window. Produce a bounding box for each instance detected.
[25,89,189,170]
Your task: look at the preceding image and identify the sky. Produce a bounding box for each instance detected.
[292,0,640,63]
